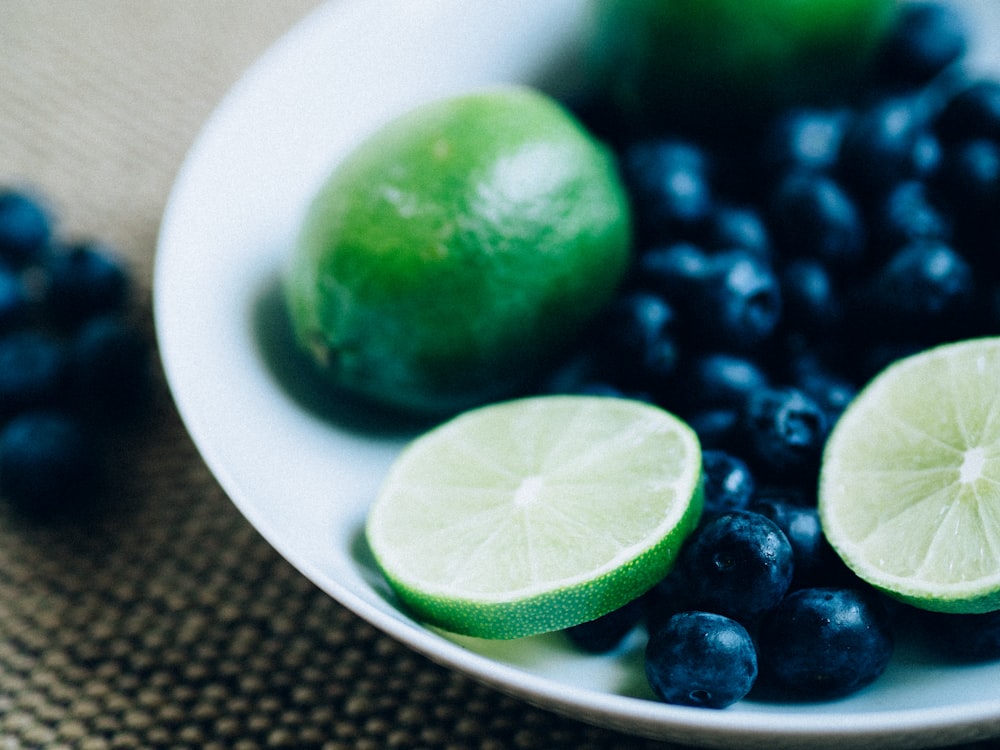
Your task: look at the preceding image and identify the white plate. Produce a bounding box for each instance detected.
[154,2,1000,748]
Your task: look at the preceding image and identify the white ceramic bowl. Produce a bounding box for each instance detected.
[154,2,1000,747]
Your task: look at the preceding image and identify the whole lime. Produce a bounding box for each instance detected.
[285,86,631,416]
[591,0,899,132]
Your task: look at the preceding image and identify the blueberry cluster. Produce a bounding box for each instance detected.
[0,188,150,518]
[560,3,1000,707]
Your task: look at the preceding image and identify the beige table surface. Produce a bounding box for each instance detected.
[1,3,999,749]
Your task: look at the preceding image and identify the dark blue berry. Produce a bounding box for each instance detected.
[866,241,974,337]
[741,387,829,480]
[622,140,713,243]
[595,291,678,391]
[838,97,930,197]
[680,352,769,413]
[645,611,757,709]
[703,204,771,258]
[757,588,894,698]
[0,411,100,515]
[0,190,51,268]
[635,243,710,302]
[934,139,1000,249]
[0,331,67,419]
[0,267,30,331]
[44,242,129,326]
[642,570,693,636]
[918,610,1000,661]
[794,368,857,427]
[769,171,866,270]
[779,259,843,333]
[565,596,644,654]
[70,316,151,421]
[701,450,755,515]
[752,498,848,589]
[688,250,782,351]
[786,352,858,424]
[759,107,845,177]
[873,180,951,256]
[873,2,967,87]
[685,409,741,452]
[677,510,794,625]
[935,79,1000,144]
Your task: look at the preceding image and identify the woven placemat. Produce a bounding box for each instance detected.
[0,3,998,749]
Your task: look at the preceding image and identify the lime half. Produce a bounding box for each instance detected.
[366,396,703,639]
[820,338,1000,614]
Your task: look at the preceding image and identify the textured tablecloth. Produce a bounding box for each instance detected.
[1,3,998,749]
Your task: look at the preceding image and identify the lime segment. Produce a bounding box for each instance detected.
[366,396,704,639]
[819,338,1000,614]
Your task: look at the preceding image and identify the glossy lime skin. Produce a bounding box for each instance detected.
[593,0,899,131]
[285,87,631,416]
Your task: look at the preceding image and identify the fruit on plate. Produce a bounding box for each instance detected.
[820,338,1000,614]
[365,395,704,639]
[590,0,899,132]
[285,86,631,416]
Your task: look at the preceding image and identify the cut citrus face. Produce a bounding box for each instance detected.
[365,395,704,639]
[820,337,1000,614]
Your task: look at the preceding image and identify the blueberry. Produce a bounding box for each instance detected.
[741,387,829,480]
[792,366,857,426]
[685,408,741,452]
[917,610,1000,661]
[680,352,769,414]
[759,107,845,177]
[866,241,974,337]
[701,450,755,515]
[934,139,1000,250]
[621,140,713,243]
[757,588,894,699]
[70,316,151,421]
[0,267,30,331]
[752,498,848,589]
[703,204,772,258]
[873,2,968,87]
[634,242,710,302]
[779,259,843,333]
[769,171,866,271]
[0,331,67,419]
[677,510,794,625]
[935,79,1000,144]
[838,97,930,197]
[688,250,782,351]
[0,190,51,268]
[645,611,757,709]
[0,411,101,515]
[565,596,644,654]
[44,242,129,326]
[873,180,951,256]
[595,291,679,391]
[642,570,694,636]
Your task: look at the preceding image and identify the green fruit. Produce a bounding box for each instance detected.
[366,395,704,639]
[285,86,631,415]
[820,338,1000,615]
[591,0,899,132]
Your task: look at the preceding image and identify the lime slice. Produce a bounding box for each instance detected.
[366,395,704,639]
[820,337,1000,614]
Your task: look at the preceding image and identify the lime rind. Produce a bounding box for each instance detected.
[366,395,704,639]
[820,337,1000,614]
